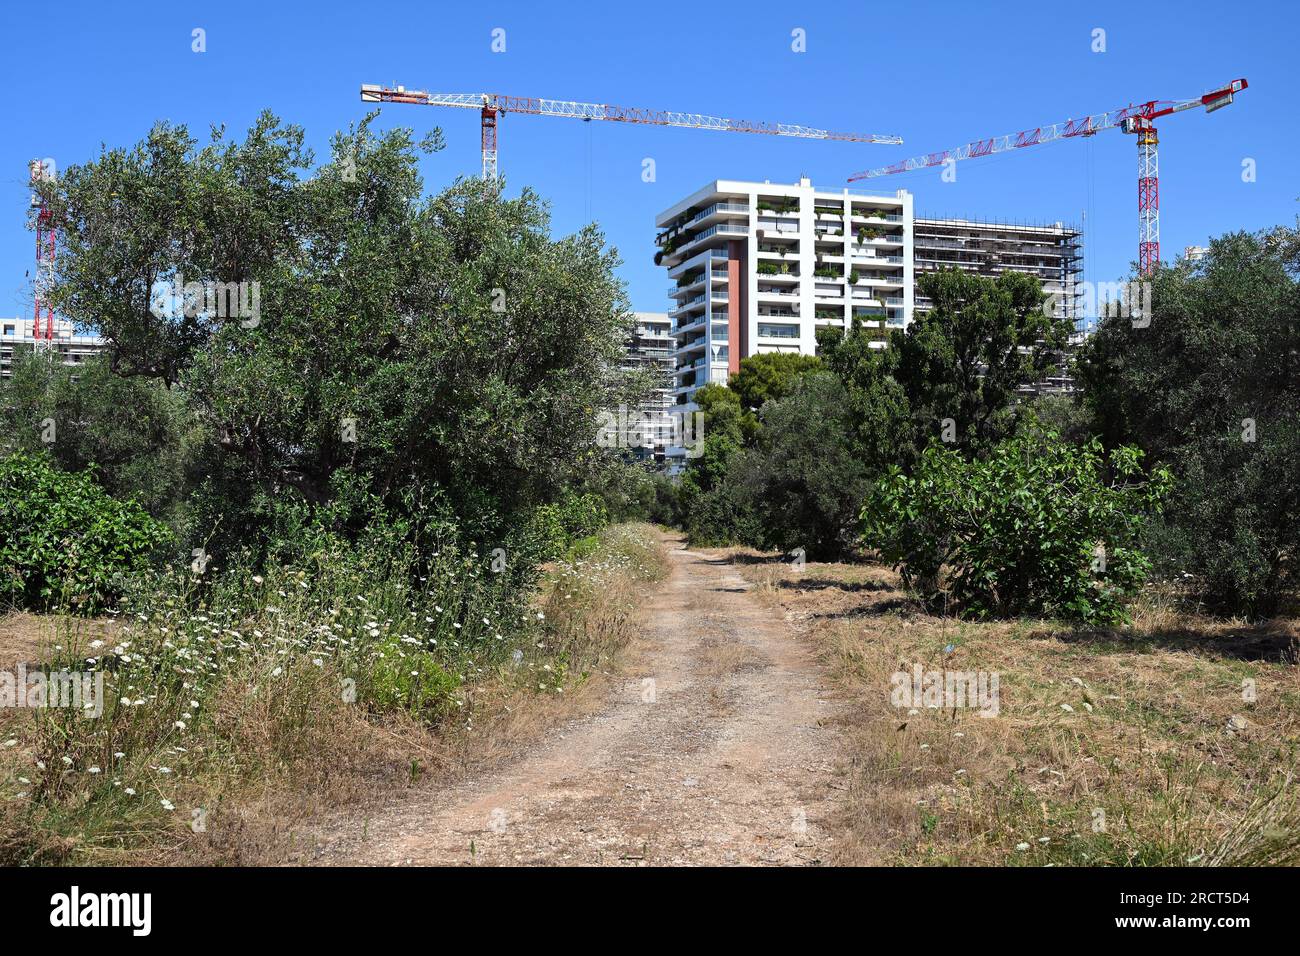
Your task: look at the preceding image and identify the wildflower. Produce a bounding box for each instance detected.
[88,767,101,774]
[160,799,175,811]
[124,788,136,796]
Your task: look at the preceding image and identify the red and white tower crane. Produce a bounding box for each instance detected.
[360,86,902,181]
[847,79,1247,275]
[28,158,57,345]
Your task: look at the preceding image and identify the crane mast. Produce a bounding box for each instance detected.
[28,159,56,346]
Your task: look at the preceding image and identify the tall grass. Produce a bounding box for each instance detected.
[0,522,668,865]
[1,527,529,863]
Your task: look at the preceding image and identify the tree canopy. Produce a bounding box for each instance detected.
[29,111,645,563]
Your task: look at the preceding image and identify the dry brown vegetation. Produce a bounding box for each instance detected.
[0,524,669,865]
[718,547,1300,866]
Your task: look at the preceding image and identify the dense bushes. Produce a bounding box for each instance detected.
[0,351,204,523]
[1,112,653,618]
[1076,226,1300,615]
[26,112,642,577]
[0,453,172,611]
[862,433,1170,624]
[668,230,1299,621]
[678,269,1071,561]
[725,371,871,558]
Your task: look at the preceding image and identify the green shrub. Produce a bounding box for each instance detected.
[862,433,1171,624]
[0,453,172,611]
[522,492,610,560]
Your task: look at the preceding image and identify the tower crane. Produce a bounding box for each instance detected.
[360,86,902,182]
[28,159,56,345]
[847,78,1247,275]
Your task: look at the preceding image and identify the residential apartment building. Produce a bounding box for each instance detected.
[912,217,1083,326]
[1,317,106,380]
[621,311,675,462]
[652,180,1090,460]
[654,177,914,414]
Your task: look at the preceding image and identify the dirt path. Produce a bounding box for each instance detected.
[309,535,843,866]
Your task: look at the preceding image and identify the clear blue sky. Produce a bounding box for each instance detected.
[1,0,1295,319]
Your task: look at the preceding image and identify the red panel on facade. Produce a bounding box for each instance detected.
[726,239,746,375]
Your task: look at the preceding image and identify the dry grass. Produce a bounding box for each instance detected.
[718,547,1300,867]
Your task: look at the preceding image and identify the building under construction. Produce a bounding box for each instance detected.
[912,216,1084,397]
[1,317,106,380]
[621,311,676,462]
[912,216,1083,326]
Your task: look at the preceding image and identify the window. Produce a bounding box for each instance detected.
[758,323,799,339]
[2,324,13,336]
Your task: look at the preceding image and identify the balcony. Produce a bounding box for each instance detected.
[669,292,706,316]
[672,315,706,337]
[690,201,749,225]
[849,236,905,254]
[755,265,800,281]
[660,225,746,268]
[676,335,708,356]
[666,248,731,280]
[850,211,904,223]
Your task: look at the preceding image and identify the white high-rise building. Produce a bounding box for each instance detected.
[654,177,914,415]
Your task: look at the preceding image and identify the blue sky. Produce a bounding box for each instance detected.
[1,0,1295,319]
